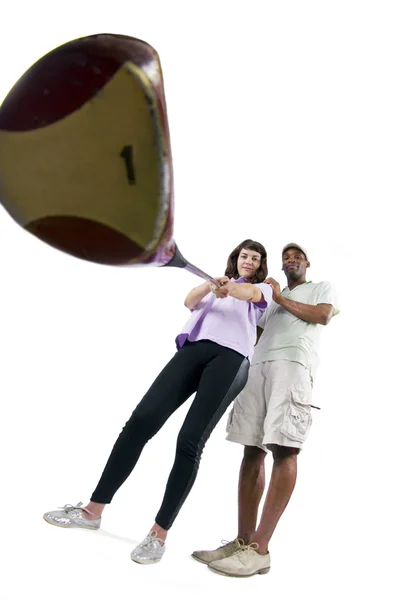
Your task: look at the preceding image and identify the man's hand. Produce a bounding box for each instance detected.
[265,277,283,304]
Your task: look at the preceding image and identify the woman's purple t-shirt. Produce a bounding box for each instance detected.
[176,278,273,360]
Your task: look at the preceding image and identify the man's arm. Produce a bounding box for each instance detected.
[265,278,334,325]
[278,298,334,325]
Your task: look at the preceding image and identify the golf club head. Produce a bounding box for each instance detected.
[0,33,175,266]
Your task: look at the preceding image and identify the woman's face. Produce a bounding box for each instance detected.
[237,247,262,280]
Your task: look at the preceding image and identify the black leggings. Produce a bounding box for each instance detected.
[90,340,249,530]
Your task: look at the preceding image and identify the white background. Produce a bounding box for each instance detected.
[0,1,398,599]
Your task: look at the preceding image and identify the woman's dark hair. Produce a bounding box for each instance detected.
[225,239,268,283]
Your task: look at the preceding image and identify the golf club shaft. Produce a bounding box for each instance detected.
[183,261,221,287]
[162,243,221,287]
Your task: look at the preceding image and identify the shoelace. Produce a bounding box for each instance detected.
[58,502,98,518]
[232,542,260,564]
[142,531,164,549]
[218,538,245,549]
[59,502,84,513]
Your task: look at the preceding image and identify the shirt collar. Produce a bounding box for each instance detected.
[283,280,312,293]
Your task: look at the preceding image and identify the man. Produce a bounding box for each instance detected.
[192,243,339,577]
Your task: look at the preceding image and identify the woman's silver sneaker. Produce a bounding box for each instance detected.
[43,502,101,530]
[130,531,166,564]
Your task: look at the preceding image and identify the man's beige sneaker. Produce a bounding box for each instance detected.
[191,538,244,564]
[208,543,271,577]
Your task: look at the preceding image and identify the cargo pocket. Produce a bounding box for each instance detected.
[280,389,312,443]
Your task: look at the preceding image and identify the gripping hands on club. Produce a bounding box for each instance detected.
[210,277,230,298]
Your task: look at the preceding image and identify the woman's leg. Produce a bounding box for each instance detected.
[87,342,209,513]
[151,346,250,537]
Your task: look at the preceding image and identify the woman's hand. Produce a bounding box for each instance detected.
[211,277,229,299]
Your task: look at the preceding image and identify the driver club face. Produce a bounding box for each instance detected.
[0,33,175,266]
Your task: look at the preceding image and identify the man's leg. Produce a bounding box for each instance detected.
[191,362,268,565]
[250,443,299,554]
[237,445,267,543]
[206,362,311,576]
[207,443,296,576]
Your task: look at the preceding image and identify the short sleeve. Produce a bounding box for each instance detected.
[189,292,213,312]
[316,281,340,316]
[253,282,273,309]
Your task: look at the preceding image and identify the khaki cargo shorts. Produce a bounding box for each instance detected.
[226,360,313,451]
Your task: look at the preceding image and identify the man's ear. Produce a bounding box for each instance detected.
[306,260,311,268]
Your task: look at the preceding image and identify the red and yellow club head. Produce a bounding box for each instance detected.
[0,33,176,266]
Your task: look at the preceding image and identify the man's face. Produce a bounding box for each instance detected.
[282,247,310,280]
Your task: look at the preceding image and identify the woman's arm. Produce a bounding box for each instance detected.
[225,282,263,303]
[184,277,231,309]
[184,281,212,310]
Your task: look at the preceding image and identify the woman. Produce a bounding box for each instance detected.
[44,239,272,565]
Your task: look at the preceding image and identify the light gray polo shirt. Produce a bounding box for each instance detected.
[252,281,339,380]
